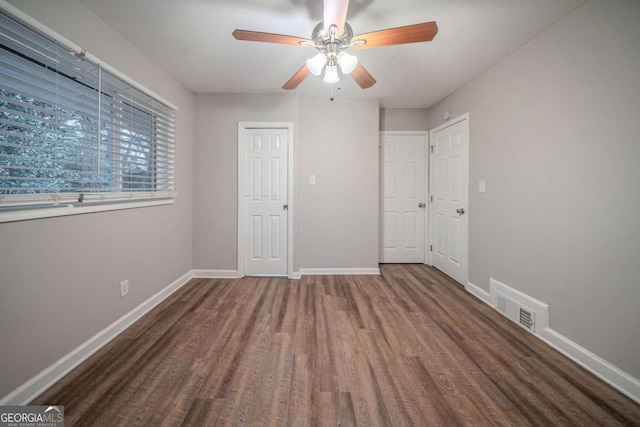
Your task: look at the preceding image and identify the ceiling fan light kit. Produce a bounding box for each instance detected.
[337,51,358,75]
[232,0,438,98]
[304,22,359,84]
[323,63,340,84]
[306,52,327,76]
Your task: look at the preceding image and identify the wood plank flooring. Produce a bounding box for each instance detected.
[33,264,640,426]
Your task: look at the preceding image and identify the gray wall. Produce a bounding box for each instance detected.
[300,97,380,269]
[193,94,380,271]
[380,108,429,131]
[0,0,194,398]
[192,94,300,270]
[426,0,640,378]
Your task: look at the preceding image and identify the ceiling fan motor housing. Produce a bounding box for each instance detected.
[311,21,354,54]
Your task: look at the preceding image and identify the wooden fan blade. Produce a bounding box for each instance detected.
[282,65,311,90]
[323,0,350,37]
[232,30,311,46]
[350,63,376,89]
[352,21,438,50]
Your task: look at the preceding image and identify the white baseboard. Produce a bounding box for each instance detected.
[0,271,194,406]
[192,270,300,279]
[300,268,381,276]
[477,278,639,404]
[536,328,640,405]
[191,269,240,278]
[465,281,492,306]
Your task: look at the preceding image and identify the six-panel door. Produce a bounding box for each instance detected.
[381,133,426,263]
[244,128,288,275]
[430,118,469,285]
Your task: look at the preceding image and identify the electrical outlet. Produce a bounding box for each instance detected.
[120,279,129,298]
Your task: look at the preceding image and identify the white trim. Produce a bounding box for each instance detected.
[191,269,241,279]
[300,268,381,276]
[287,125,295,281]
[237,122,295,279]
[0,0,177,110]
[0,271,193,406]
[379,131,430,265]
[465,281,492,306]
[288,272,302,280]
[379,131,430,134]
[536,328,640,405]
[430,112,470,133]
[0,198,174,223]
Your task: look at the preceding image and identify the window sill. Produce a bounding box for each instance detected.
[0,197,174,223]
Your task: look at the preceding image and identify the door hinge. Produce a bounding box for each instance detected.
[430,245,433,252]
[430,146,434,153]
[430,195,433,202]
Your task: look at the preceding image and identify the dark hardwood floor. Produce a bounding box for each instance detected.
[34,264,640,426]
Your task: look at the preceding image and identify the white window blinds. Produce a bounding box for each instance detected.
[0,7,176,207]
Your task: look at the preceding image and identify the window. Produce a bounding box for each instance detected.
[0,6,175,220]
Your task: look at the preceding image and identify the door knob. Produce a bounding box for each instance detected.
[283,204,288,211]
[456,208,465,215]
[418,202,426,208]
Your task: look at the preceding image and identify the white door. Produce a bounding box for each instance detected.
[243,128,288,275]
[429,115,469,285]
[381,133,427,263]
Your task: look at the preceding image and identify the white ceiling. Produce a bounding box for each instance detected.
[78,0,586,108]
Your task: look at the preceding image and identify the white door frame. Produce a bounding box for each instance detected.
[379,131,430,264]
[237,122,294,278]
[427,112,469,279]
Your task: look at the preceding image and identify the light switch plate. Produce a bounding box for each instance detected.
[309,175,316,185]
[479,180,486,193]
[120,279,129,298]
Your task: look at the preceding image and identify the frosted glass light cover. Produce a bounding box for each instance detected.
[337,51,358,74]
[323,64,340,83]
[306,53,326,76]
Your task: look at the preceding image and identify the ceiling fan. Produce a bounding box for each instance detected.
[232,0,438,91]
